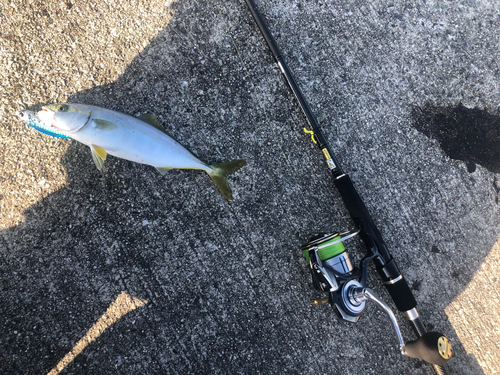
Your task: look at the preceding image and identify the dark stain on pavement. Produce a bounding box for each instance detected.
[412,104,500,173]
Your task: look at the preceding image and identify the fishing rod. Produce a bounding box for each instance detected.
[243,0,452,373]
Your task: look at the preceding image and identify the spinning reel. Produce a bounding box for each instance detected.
[301,231,452,367]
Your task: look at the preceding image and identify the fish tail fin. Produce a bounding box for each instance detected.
[207,160,246,201]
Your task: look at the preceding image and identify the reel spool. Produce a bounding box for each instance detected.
[300,232,356,277]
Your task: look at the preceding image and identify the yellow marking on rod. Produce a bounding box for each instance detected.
[303,128,317,144]
[322,148,331,160]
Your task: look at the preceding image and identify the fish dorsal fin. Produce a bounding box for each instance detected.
[94,119,118,131]
[90,145,107,171]
[156,166,173,175]
[137,113,169,134]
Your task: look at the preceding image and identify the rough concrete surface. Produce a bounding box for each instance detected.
[1,0,499,374]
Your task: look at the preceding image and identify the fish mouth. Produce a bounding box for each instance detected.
[16,110,37,122]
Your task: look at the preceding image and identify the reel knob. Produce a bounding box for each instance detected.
[404,332,452,366]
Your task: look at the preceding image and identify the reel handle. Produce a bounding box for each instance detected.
[404,332,452,366]
[349,287,452,366]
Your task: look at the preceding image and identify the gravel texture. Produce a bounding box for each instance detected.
[1,0,499,374]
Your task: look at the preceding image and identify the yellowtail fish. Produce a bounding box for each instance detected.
[17,104,246,201]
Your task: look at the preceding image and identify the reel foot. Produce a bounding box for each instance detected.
[313,297,329,306]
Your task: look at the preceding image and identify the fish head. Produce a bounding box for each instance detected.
[37,103,92,133]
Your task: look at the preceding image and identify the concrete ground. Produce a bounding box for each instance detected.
[1,0,499,374]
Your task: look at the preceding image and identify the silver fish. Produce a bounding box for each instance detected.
[18,104,245,201]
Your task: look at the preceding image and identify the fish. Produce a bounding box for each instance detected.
[16,104,246,201]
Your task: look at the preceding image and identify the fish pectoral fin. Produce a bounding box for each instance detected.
[90,145,107,171]
[137,113,170,135]
[156,166,173,175]
[94,119,118,131]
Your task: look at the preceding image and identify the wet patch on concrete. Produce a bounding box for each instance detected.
[412,104,500,173]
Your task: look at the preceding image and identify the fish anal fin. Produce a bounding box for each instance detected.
[91,145,107,171]
[156,166,173,175]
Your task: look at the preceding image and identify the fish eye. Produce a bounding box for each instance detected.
[57,104,69,112]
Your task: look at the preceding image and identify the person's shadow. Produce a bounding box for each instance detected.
[0,1,491,374]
